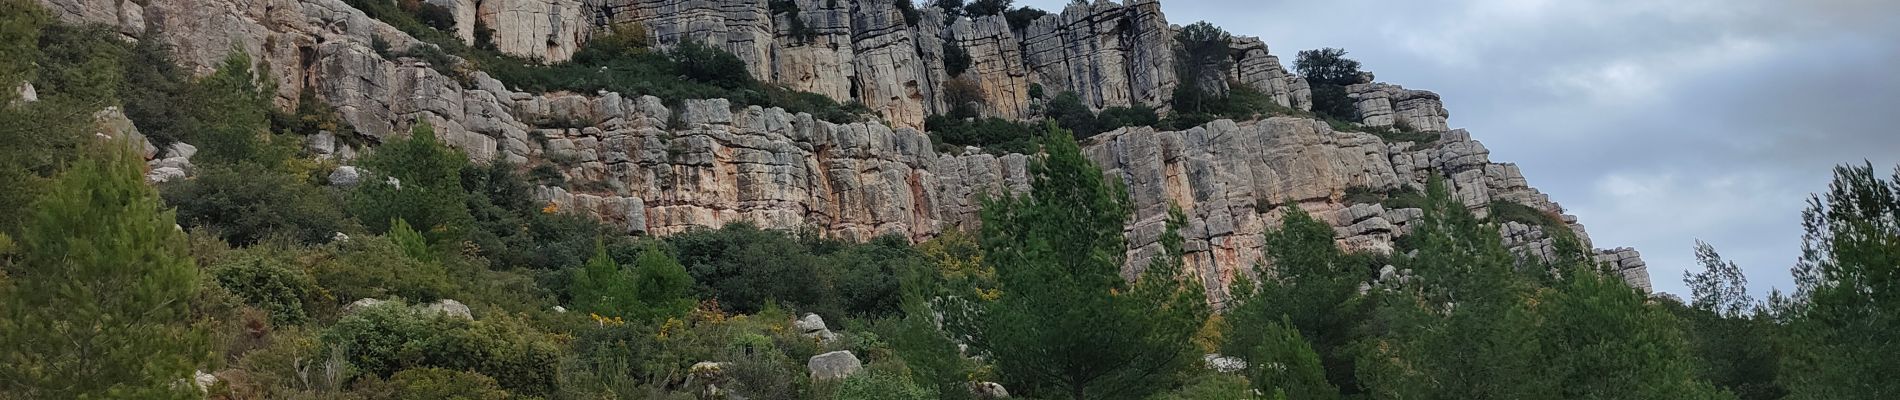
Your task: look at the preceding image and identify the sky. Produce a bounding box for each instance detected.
[1021,0,1900,297]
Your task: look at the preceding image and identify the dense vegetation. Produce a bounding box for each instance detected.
[3,1,1897,399]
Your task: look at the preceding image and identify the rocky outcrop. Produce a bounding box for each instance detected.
[1020,0,1178,111]
[1348,82,1450,132]
[948,14,1035,119]
[1229,36,1311,111]
[477,0,588,63]
[1598,247,1653,292]
[38,0,1653,301]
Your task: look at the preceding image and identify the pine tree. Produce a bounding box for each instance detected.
[189,52,287,167]
[352,120,475,244]
[570,241,638,318]
[0,141,209,398]
[1782,163,1900,399]
[1224,205,1362,397]
[1537,261,1732,400]
[1244,318,1339,400]
[630,241,695,321]
[977,125,1208,400]
[1353,178,1552,400]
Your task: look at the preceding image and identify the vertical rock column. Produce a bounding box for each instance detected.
[848,0,931,129]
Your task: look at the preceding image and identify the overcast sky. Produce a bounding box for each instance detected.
[1021,0,1900,297]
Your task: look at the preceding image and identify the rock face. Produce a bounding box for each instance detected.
[38,0,1653,302]
[478,0,588,63]
[1348,82,1450,132]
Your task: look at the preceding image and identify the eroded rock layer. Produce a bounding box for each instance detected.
[38,0,1651,300]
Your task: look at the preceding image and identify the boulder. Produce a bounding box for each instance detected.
[427,299,473,319]
[343,298,388,313]
[16,82,35,103]
[971,381,1010,399]
[806,350,862,381]
[329,166,362,187]
[1203,354,1248,373]
[794,313,837,342]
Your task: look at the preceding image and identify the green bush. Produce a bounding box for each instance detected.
[120,29,193,149]
[1154,373,1257,400]
[161,165,351,246]
[352,121,475,245]
[837,369,935,400]
[1004,6,1048,31]
[212,252,318,325]
[1489,200,1572,239]
[943,42,973,77]
[190,52,298,168]
[322,302,563,396]
[353,368,511,400]
[669,223,840,316]
[33,24,127,103]
[835,235,929,318]
[925,115,1041,155]
[309,234,456,302]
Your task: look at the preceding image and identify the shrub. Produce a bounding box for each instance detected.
[837,369,935,400]
[1489,200,1570,235]
[570,241,639,317]
[33,24,127,103]
[353,368,511,400]
[410,3,456,32]
[1004,6,1048,31]
[834,235,929,318]
[1308,82,1357,123]
[308,234,456,302]
[1154,373,1256,400]
[191,52,299,168]
[963,0,1011,17]
[942,42,973,77]
[1172,21,1232,112]
[352,121,475,245]
[322,302,563,396]
[629,241,697,321]
[120,29,192,148]
[234,327,349,396]
[1295,48,1365,87]
[212,253,318,326]
[161,166,351,246]
[1297,48,1368,122]
[925,115,1041,155]
[668,223,840,316]
[770,0,819,43]
[895,0,922,26]
[671,40,753,89]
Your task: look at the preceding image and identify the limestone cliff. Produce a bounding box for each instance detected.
[38,0,1652,300]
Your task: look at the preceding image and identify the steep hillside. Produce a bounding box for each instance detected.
[37,0,1651,301]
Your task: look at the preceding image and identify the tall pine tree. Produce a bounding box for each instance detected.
[0,140,209,398]
[1782,163,1900,399]
[977,125,1207,400]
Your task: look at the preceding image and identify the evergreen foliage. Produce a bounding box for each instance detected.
[352,121,476,245]
[1781,163,1900,399]
[161,165,351,246]
[0,142,209,399]
[977,125,1208,400]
